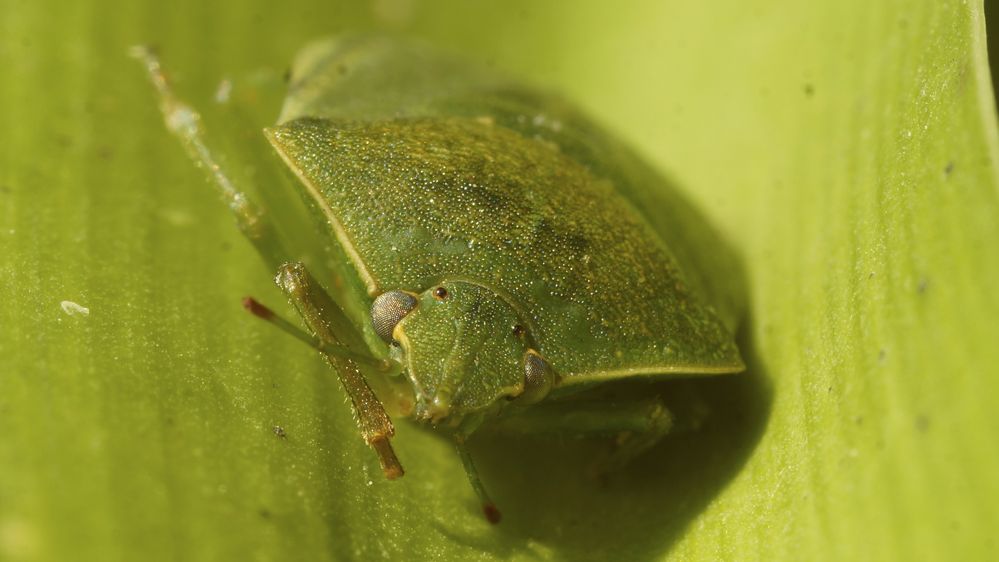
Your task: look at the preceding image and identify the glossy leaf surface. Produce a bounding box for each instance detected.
[1,1,996,560]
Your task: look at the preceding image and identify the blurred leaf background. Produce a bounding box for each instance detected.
[1,1,997,560]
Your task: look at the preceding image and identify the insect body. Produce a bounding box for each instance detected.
[134,36,744,524]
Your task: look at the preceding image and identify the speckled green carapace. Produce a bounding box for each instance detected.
[135,35,744,524]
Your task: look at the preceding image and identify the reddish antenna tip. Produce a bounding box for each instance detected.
[242,296,274,319]
[483,503,502,524]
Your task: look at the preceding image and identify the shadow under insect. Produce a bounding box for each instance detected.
[458,318,772,561]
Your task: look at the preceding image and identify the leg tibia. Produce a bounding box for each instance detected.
[274,263,402,479]
[490,396,674,472]
[134,47,402,479]
[131,46,281,264]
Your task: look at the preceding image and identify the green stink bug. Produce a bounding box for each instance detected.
[133,35,744,523]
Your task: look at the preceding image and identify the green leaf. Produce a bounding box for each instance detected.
[1,1,996,561]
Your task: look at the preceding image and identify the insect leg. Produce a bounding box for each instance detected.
[490,397,674,473]
[276,262,403,480]
[133,48,403,478]
[595,398,674,473]
[131,45,284,265]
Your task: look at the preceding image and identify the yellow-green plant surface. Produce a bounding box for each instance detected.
[1,1,996,561]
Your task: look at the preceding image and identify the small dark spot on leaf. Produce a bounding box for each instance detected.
[337,64,348,75]
[915,414,931,433]
[854,416,864,426]
[917,278,929,294]
[944,161,954,176]
[282,67,292,83]
[97,145,113,160]
[0,185,10,194]
[259,508,272,519]
[878,349,887,363]
[803,83,815,97]
[273,425,287,438]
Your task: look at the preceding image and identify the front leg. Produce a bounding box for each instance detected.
[275,263,403,479]
[134,47,406,482]
[489,396,674,473]
[131,46,282,263]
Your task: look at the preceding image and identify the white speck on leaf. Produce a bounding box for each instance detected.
[60,300,90,317]
[159,208,193,226]
[214,79,232,104]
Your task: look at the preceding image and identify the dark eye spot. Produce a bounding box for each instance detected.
[512,324,525,336]
[433,287,448,300]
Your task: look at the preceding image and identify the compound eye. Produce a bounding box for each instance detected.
[371,290,418,343]
[517,350,555,405]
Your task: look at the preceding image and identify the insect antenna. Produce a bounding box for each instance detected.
[242,296,395,373]
[455,437,502,524]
